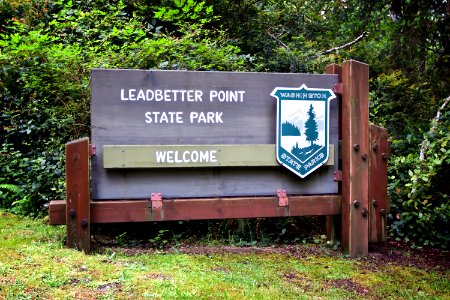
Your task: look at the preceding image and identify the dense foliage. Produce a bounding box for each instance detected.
[1,0,449,248]
[0,0,251,215]
[388,100,450,248]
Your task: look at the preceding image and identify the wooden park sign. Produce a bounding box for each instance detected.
[92,69,339,199]
[49,60,390,257]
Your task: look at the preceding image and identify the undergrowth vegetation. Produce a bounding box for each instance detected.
[1,0,449,248]
[92,216,330,250]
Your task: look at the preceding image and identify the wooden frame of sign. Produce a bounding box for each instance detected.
[48,60,389,257]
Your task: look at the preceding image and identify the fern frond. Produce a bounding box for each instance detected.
[0,184,20,193]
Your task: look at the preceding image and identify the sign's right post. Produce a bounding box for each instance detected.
[341,60,370,257]
[369,125,390,242]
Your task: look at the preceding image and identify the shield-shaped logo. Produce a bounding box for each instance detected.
[271,84,336,178]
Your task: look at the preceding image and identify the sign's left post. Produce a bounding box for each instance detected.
[66,137,91,253]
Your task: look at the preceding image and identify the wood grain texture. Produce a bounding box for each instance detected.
[369,125,390,242]
[65,137,91,253]
[341,60,370,257]
[103,144,334,168]
[48,195,342,224]
[91,70,339,199]
[325,64,343,242]
[49,200,65,225]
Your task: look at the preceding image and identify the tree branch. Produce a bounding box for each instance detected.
[267,31,369,71]
[267,32,290,51]
[419,95,450,161]
[411,95,450,195]
[319,31,369,55]
[267,31,297,72]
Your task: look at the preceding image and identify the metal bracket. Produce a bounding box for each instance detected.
[333,83,343,95]
[277,189,289,207]
[333,170,342,182]
[150,193,163,211]
[89,144,96,157]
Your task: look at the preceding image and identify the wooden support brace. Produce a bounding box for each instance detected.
[341,60,370,257]
[49,195,342,224]
[325,63,343,243]
[369,125,390,242]
[66,137,91,253]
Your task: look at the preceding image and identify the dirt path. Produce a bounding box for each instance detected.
[95,240,450,273]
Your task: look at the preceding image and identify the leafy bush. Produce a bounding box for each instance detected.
[369,71,435,143]
[388,99,450,248]
[0,0,251,216]
[0,20,86,215]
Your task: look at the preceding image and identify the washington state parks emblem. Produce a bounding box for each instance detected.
[271,84,336,178]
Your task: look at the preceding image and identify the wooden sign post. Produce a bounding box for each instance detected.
[341,61,370,256]
[49,60,389,257]
[65,138,91,253]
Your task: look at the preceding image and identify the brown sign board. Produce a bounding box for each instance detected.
[91,69,339,200]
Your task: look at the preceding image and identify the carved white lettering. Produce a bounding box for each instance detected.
[121,89,128,100]
[155,150,218,163]
[209,90,245,102]
[145,111,184,124]
[190,112,223,123]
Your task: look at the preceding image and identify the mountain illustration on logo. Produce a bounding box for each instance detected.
[271,84,335,178]
[283,103,323,163]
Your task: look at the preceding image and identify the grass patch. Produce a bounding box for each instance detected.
[0,210,449,299]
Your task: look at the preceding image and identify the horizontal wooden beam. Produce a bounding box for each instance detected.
[103,144,334,168]
[49,195,342,225]
[49,200,66,225]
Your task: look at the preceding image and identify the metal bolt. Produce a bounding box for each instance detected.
[373,143,379,152]
[353,200,360,208]
[380,209,387,216]
[81,219,88,227]
[353,144,360,151]
[372,199,378,207]
[361,208,368,218]
[381,153,388,160]
[69,208,76,218]
[361,153,368,161]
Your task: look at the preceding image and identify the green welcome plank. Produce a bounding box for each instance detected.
[103,144,334,168]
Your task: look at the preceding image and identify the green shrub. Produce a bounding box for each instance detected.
[0,21,85,215]
[0,0,250,216]
[388,99,450,248]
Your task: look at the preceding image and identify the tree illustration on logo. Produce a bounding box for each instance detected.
[282,121,301,136]
[304,104,319,146]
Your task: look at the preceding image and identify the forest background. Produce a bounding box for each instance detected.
[0,0,449,249]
